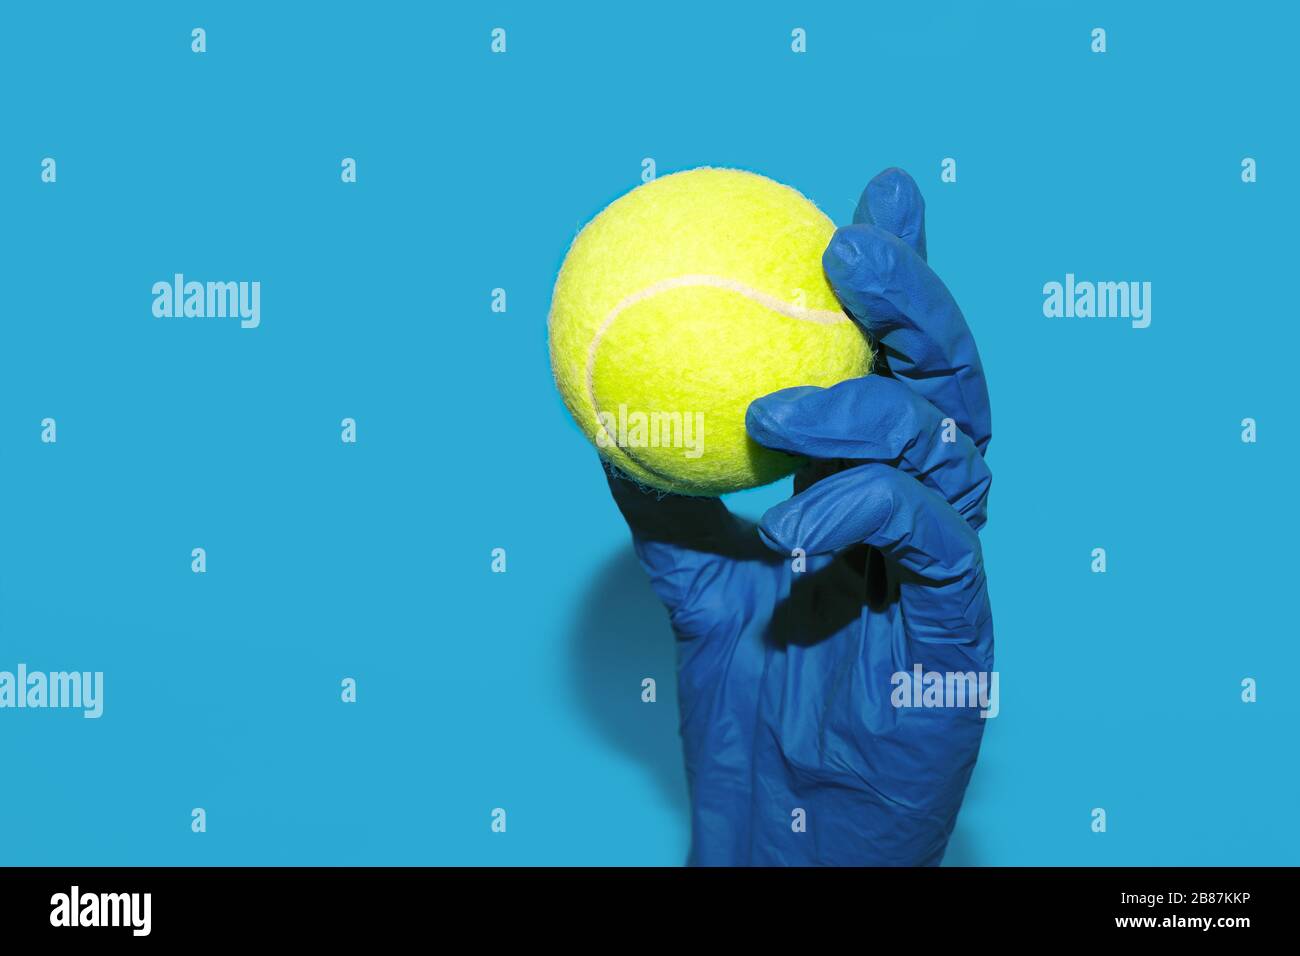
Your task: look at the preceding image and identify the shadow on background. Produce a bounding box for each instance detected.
[572,546,690,823]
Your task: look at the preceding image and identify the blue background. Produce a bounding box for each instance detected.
[1,1,1295,865]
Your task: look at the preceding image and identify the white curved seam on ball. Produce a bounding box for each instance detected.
[583,274,849,481]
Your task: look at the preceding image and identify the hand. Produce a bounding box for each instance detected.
[606,168,993,866]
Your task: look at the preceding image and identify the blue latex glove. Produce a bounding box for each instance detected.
[606,168,993,866]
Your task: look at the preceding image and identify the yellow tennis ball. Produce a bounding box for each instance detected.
[548,167,873,496]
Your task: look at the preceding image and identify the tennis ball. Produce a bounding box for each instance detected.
[548,167,872,496]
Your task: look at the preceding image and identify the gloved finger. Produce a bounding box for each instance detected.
[822,224,992,455]
[852,167,927,261]
[606,463,743,550]
[604,462,772,630]
[756,463,989,640]
[746,376,990,530]
[757,461,978,579]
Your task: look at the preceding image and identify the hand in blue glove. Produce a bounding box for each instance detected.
[606,168,993,866]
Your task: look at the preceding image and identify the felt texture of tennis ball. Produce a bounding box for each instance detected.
[548,167,873,496]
